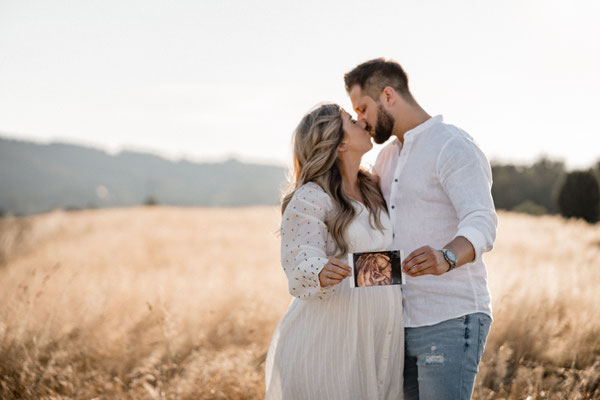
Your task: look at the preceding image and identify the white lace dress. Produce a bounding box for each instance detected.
[265,182,404,400]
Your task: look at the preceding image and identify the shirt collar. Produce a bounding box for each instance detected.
[405,114,443,138]
[393,114,443,149]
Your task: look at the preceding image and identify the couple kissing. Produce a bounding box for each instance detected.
[265,58,498,400]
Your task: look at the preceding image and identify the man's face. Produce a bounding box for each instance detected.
[349,85,395,144]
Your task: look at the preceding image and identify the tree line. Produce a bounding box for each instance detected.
[0,149,598,223]
[491,157,600,223]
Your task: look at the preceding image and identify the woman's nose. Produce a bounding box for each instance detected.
[357,120,367,129]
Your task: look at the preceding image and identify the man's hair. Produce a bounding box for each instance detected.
[344,58,414,103]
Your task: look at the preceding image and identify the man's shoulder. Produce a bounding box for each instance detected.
[422,121,482,158]
[428,121,473,142]
[429,123,491,175]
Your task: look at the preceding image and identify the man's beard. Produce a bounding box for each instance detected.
[371,104,395,144]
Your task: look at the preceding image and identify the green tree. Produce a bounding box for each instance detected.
[491,156,565,214]
[557,170,600,223]
[144,196,158,206]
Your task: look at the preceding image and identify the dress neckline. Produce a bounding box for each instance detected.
[350,199,367,209]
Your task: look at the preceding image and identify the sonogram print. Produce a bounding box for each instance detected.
[355,252,392,286]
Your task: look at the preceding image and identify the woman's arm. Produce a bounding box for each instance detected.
[281,184,342,300]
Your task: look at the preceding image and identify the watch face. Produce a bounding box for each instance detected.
[445,249,457,263]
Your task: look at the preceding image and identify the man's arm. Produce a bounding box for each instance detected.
[402,134,497,276]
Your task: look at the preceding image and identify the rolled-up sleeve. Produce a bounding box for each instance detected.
[281,183,336,300]
[437,136,498,261]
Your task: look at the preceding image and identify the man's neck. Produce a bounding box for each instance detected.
[394,107,431,144]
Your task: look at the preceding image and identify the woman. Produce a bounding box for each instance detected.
[265,103,404,399]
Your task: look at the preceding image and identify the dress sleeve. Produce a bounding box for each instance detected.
[281,183,337,300]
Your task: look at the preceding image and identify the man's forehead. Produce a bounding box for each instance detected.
[349,85,369,107]
[349,85,363,99]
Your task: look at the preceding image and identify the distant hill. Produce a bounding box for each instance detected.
[0,136,288,216]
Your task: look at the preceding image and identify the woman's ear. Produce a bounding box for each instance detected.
[337,140,347,154]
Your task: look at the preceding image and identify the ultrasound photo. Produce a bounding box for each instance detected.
[348,250,405,288]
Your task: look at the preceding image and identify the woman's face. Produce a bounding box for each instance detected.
[340,110,373,156]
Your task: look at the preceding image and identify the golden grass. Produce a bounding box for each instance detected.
[0,207,599,399]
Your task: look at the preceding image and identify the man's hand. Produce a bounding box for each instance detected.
[402,246,450,277]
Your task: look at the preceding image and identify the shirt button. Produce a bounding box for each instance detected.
[392,233,395,238]
[394,179,398,182]
[387,331,392,335]
[391,205,395,209]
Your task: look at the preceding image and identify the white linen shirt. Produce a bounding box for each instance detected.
[374,115,498,328]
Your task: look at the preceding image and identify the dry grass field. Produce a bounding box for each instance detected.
[0,206,599,399]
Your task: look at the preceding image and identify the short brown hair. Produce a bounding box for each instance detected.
[344,58,414,102]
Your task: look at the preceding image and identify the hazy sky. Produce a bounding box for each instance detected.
[1,0,599,169]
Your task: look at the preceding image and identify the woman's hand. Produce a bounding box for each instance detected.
[318,258,352,287]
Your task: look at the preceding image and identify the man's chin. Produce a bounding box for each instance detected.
[373,132,392,144]
[369,132,382,144]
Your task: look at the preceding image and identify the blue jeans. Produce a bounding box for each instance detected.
[403,313,492,400]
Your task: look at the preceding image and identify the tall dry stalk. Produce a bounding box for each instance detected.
[0,208,598,399]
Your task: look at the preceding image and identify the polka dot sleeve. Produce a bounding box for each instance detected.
[280,183,336,300]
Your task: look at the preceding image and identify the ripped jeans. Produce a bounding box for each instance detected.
[403,313,492,400]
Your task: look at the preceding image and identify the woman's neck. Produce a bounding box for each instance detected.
[338,156,363,203]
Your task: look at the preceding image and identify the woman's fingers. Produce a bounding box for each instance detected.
[326,264,352,278]
[319,267,340,287]
[328,258,352,275]
[319,274,343,287]
[324,270,347,281]
[319,258,353,287]
[326,277,343,286]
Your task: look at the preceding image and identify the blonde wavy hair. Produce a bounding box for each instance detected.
[281,103,388,255]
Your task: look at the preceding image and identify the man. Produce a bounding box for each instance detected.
[344,58,498,399]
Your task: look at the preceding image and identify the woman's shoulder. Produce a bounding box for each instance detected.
[294,181,330,200]
[290,182,333,209]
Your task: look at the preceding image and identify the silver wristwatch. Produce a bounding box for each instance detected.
[441,249,457,271]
